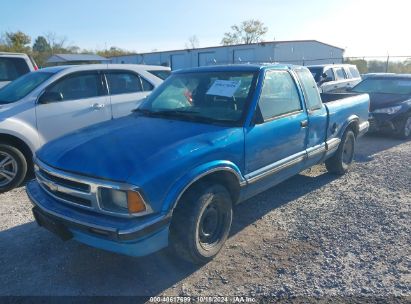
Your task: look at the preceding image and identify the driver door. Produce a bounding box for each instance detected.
[36,71,111,144]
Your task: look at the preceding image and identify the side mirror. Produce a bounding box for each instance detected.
[38,91,63,104]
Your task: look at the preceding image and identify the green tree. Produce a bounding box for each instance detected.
[221,19,268,45]
[33,36,50,53]
[344,58,368,73]
[96,46,133,58]
[2,31,31,52]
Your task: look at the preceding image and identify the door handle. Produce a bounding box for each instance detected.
[300,120,308,128]
[91,103,105,110]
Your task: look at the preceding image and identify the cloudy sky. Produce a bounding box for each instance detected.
[1,0,410,57]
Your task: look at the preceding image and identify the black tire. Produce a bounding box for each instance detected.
[0,144,27,193]
[395,115,411,139]
[325,130,356,175]
[169,183,233,264]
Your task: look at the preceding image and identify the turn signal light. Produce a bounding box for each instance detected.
[127,191,146,213]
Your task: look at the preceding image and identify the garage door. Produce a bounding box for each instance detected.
[233,49,255,63]
[170,54,185,70]
[198,52,216,67]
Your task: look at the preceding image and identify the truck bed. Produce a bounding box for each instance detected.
[321,92,364,103]
[322,93,370,140]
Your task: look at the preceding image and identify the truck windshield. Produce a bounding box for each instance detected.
[352,78,411,95]
[0,71,54,104]
[137,71,258,125]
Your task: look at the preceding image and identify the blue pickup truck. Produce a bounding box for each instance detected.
[27,64,370,264]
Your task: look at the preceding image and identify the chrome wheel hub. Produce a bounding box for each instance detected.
[404,117,411,137]
[342,136,354,165]
[0,152,18,186]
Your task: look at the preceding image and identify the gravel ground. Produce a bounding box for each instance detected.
[0,135,409,302]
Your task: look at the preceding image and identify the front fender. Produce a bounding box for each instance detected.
[0,120,39,153]
[161,160,245,212]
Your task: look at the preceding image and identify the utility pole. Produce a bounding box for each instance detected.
[385,54,390,73]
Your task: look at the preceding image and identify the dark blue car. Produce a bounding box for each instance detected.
[351,74,411,139]
[27,64,370,264]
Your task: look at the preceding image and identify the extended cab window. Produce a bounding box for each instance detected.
[334,68,347,80]
[295,68,323,111]
[258,70,301,120]
[48,72,103,101]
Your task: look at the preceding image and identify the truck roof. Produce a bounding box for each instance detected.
[174,63,297,74]
[306,64,356,68]
[38,64,171,74]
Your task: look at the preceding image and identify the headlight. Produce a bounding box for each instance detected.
[98,188,147,214]
[373,105,402,114]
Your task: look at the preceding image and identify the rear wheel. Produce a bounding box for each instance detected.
[396,115,411,139]
[0,144,27,193]
[170,183,233,264]
[325,130,356,175]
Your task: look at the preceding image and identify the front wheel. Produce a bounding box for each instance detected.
[325,130,356,175]
[0,144,27,193]
[170,183,233,264]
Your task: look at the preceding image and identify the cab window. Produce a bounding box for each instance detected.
[258,70,302,120]
[295,68,323,111]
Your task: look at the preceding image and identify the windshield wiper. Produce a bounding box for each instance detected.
[132,108,235,125]
[132,108,199,116]
[132,108,154,114]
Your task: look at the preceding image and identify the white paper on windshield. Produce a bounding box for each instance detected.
[206,80,241,98]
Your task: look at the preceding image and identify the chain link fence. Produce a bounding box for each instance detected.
[205,56,411,74]
[344,56,411,74]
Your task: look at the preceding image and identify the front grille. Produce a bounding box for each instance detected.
[33,159,152,218]
[39,168,90,192]
[41,182,92,207]
[35,164,95,210]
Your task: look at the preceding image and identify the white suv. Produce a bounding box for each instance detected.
[307,64,361,93]
[0,64,169,192]
[0,52,38,89]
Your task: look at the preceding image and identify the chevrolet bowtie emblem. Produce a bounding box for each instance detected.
[48,182,58,192]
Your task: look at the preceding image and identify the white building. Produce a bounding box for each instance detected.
[109,40,344,70]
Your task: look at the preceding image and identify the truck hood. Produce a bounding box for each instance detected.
[368,93,411,111]
[36,115,232,182]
